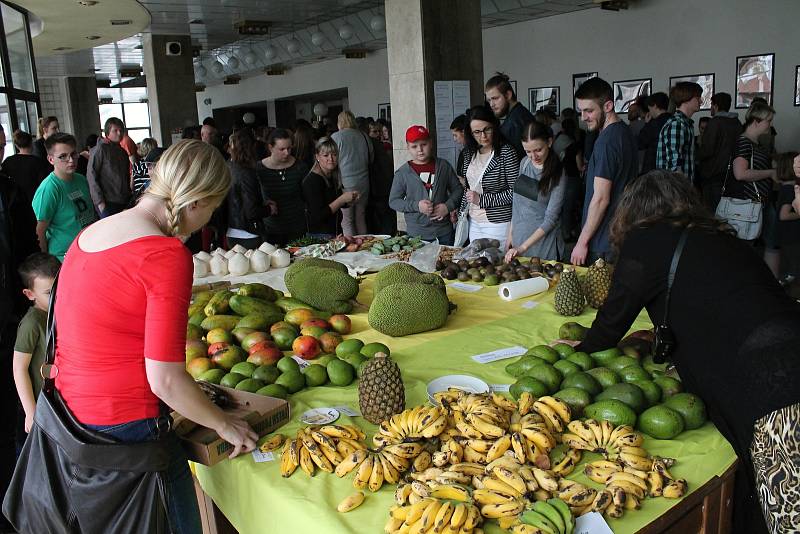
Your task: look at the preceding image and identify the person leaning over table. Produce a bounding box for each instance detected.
[49,140,258,533]
[302,137,360,238]
[457,105,520,250]
[573,170,800,534]
[505,121,567,262]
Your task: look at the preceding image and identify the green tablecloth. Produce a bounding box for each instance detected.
[195,275,737,534]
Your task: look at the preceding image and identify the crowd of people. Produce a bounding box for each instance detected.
[0,69,799,533]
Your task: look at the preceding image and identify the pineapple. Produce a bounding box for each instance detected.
[553,266,586,316]
[358,352,405,424]
[583,258,613,308]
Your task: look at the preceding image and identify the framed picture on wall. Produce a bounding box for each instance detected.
[510,80,518,97]
[735,53,774,108]
[670,73,715,110]
[572,72,597,109]
[794,65,800,106]
[528,87,560,114]
[378,103,391,121]
[612,78,651,113]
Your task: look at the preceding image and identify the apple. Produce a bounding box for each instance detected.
[319,332,343,354]
[206,328,234,345]
[300,318,330,331]
[186,340,209,362]
[300,325,326,339]
[241,331,271,352]
[329,314,352,335]
[248,339,278,355]
[292,335,321,360]
[207,341,230,356]
[247,346,283,366]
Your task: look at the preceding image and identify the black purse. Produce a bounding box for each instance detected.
[652,228,689,363]
[2,273,174,534]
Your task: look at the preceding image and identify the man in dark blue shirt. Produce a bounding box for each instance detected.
[485,72,534,158]
[572,77,638,265]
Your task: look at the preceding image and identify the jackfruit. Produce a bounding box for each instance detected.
[285,262,359,314]
[368,282,450,336]
[285,257,348,288]
[373,262,446,296]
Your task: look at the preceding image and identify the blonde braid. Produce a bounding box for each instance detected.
[163,197,181,237]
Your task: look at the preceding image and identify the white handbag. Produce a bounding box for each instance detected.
[715,146,764,241]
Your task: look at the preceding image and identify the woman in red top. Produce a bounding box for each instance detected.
[54,140,257,533]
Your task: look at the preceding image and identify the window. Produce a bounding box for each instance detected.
[97,88,151,143]
[2,3,34,92]
[0,93,12,157]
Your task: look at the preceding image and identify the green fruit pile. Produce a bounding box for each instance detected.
[437,256,564,285]
[505,322,708,440]
[185,282,375,400]
[370,235,425,255]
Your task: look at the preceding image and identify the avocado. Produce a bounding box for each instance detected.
[586,366,621,388]
[606,356,640,373]
[559,371,602,396]
[558,321,588,341]
[509,377,549,400]
[630,380,662,407]
[618,365,651,383]
[584,399,637,427]
[523,363,563,394]
[638,405,684,439]
[590,347,622,366]
[653,376,683,401]
[526,345,560,365]
[505,355,547,377]
[553,387,593,416]
[663,392,707,430]
[551,343,576,359]
[566,352,595,371]
[595,383,647,414]
[252,365,281,384]
[553,359,581,378]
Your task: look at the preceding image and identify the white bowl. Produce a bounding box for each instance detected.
[427,375,490,405]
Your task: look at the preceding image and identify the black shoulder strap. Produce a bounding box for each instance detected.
[42,270,60,392]
[662,228,689,326]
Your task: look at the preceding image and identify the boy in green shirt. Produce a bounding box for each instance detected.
[32,133,97,261]
[13,252,60,438]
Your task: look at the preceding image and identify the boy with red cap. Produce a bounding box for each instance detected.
[388,125,463,245]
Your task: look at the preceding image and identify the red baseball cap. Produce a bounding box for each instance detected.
[405,125,430,143]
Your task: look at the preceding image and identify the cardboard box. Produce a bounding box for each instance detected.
[174,383,290,466]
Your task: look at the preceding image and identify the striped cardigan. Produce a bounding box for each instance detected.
[458,143,520,224]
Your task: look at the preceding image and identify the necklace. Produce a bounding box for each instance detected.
[140,205,166,235]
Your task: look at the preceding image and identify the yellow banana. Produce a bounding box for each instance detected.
[467,413,506,439]
[651,457,676,480]
[449,502,468,529]
[511,524,544,534]
[352,454,374,489]
[395,483,414,505]
[589,459,623,470]
[449,463,485,477]
[480,500,525,518]
[448,439,465,463]
[532,401,564,433]
[600,419,615,446]
[422,414,448,438]
[288,437,301,466]
[381,453,401,485]
[464,438,493,454]
[406,497,436,525]
[432,501,454,534]
[462,445,487,464]
[336,440,356,458]
[472,488,517,505]
[510,432,528,464]
[384,516,404,533]
[585,419,604,446]
[517,466,539,492]
[646,471,665,497]
[591,489,613,512]
[562,486,597,507]
[486,435,512,462]
[420,499,443,531]
[382,448,411,473]
[491,392,517,411]
[561,432,594,451]
[518,392,535,415]
[624,493,641,510]
[368,458,385,492]
[520,428,556,453]
[605,503,624,519]
[611,486,627,507]
[299,444,315,477]
[432,451,450,467]
[608,471,648,491]
[280,438,298,477]
[614,431,644,447]
[538,396,572,424]
[584,465,618,484]
[434,472,471,485]
[481,476,523,498]
[300,432,334,472]
[663,478,688,499]
[385,442,424,459]
[485,455,522,474]
[343,424,366,441]
[533,489,551,502]
[463,504,482,529]
[608,481,646,500]
[430,484,471,502]
[551,450,577,476]
[410,450,431,473]
[260,433,285,452]
[619,451,653,471]
[531,468,559,492]
[337,491,365,512]
[319,424,352,439]
[492,466,527,495]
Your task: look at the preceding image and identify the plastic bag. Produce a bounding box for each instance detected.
[409,240,441,273]
[454,238,502,262]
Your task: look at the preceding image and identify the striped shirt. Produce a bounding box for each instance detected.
[457,143,520,224]
[723,136,772,201]
[656,110,695,182]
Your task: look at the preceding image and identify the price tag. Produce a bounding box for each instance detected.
[252,450,275,463]
[521,300,538,309]
[450,282,483,293]
[574,512,614,534]
[471,345,527,364]
[291,355,311,369]
[333,405,360,417]
[489,384,511,392]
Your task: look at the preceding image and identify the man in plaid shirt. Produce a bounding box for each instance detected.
[656,82,702,183]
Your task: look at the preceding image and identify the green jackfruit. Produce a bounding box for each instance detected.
[368,282,449,336]
[285,263,359,314]
[285,258,347,288]
[373,263,446,296]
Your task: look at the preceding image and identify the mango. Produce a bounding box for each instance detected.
[237,283,276,301]
[201,315,240,331]
[229,294,282,317]
[204,290,234,316]
[236,311,284,330]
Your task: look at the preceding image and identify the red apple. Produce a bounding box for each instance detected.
[329,314,352,335]
[207,342,230,356]
[247,346,283,366]
[248,339,278,355]
[300,318,330,331]
[319,332,343,354]
[241,331,271,352]
[292,335,321,360]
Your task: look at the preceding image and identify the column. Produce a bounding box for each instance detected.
[143,34,198,147]
[385,0,484,171]
[66,77,101,148]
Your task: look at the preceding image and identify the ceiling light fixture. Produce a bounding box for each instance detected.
[211,60,225,75]
[227,56,240,69]
[338,24,353,40]
[286,38,300,54]
[244,49,257,65]
[110,19,132,25]
[264,45,277,61]
[369,15,385,32]
[196,65,207,78]
[311,31,325,46]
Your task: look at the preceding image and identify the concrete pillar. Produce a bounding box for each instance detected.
[385,0,484,171]
[66,77,101,148]
[143,34,198,147]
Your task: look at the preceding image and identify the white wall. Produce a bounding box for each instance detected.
[196,48,389,123]
[482,0,800,151]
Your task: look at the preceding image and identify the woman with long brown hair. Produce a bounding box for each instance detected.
[226,128,275,248]
[576,170,800,534]
[301,138,359,237]
[505,121,566,261]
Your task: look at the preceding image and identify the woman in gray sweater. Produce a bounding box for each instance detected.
[505,121,567,261]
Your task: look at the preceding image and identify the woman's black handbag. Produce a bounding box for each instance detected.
[2,274,173,534]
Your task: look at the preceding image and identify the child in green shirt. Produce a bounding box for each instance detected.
[13,253,60,437]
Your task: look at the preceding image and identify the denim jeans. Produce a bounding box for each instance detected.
[85,417,201,534]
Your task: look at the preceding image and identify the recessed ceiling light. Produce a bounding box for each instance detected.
[78,0,98,6]
[86,35,101,40]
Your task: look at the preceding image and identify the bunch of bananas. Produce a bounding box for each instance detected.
[583,452,688,519]
[561,419,643,459]
[385,497,483,534]
[373,405,449,447]
[515,498,575,534]
[335,441,426,492]
[279,424,366,478]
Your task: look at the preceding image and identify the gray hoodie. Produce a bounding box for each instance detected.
[389,158,464,240]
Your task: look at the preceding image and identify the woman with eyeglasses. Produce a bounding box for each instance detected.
[457,105,520,249]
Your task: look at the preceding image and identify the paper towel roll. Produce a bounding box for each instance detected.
[498,276,550,301]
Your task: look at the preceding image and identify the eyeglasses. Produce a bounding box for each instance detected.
[55,152,79,162]
[471,126,494,137]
